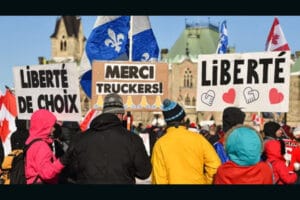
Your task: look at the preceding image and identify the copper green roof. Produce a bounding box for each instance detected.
[291,57,300,75]
[165,23,219,63]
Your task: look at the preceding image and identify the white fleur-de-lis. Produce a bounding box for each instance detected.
[141,52,150,61]
[104,28,125,53]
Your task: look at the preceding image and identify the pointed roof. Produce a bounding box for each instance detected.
[50,16,82,38]
[165,22,219,63]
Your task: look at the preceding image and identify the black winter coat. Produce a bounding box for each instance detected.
[64,113,152,184]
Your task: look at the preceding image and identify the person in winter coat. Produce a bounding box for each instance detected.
[212,106,246,164]
[263,121,288,142]
[285,126,300,185]
[261,121,288,161]
[151,99,221,184]
[264,139,298,184]
[25,109,65,184]
[222,107,246,133]
[200,128,228,164]
[10,117,29,150]
[61,93,151,184]
[214,124,274,184]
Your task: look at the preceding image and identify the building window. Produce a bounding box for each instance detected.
[183,68,193,88]
[185,94,191,106]
[192,96,196,106]
[60,35,67,51]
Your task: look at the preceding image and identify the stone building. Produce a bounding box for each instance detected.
[288,52,300,127]
[45,16,300,126]
[162,20,235,125]
[162,20,300,127]
[47,16,90,115]
[50,16,86,63]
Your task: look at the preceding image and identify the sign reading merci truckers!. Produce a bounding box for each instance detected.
[196,51,291,112]
[91,61,168,111]
[13,63,82,121]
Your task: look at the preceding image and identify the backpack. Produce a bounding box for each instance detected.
[0,138,42,184]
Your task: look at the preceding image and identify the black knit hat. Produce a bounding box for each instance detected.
[102,93,125,114]
[222,107,245,133]
[263,121,281,138]
[161,99,185,124]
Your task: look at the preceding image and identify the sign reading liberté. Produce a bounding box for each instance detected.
[196,51,291,112]
[91,61,169,111]
[13,63,82,121]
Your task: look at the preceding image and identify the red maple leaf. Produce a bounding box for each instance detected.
[0,118,10,142]
[272,34,280,45]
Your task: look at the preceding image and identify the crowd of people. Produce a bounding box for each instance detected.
[1,92,300,184]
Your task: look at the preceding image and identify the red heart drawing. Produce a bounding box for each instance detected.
[269,88,284,104]
[222,88,235,104]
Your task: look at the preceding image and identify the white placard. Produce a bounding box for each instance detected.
[13,63,82,121]
[196,51,290,112]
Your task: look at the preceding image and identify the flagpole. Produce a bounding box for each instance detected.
[129,16,133,62]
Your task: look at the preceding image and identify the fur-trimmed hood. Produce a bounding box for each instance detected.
[224,124,263,166]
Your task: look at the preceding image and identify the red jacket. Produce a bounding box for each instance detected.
[289,146,300,171]
[25,109,64,184]
[214,161,273,184]
[264,140,297,184]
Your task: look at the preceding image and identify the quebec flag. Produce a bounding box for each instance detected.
[80,16,159,98]
[131,16,159,61]
[216,20,228,54]
[86,16,130,63]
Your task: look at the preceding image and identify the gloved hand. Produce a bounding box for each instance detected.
[294,162,300,171]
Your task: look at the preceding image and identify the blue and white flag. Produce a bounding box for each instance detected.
[86,16,130,63]
[81,16,130,98]
[216,20,228,54]
[80,16,159,98]
[131,16,159,61]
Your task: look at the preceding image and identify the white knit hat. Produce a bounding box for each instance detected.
[293,126,300,137]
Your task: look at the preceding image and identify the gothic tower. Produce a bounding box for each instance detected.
[50,16,86,63]
[50,16,90,116]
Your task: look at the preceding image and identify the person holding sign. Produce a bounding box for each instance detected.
[60,93,151,184]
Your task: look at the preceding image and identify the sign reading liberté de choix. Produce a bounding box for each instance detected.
[13,63,82,121]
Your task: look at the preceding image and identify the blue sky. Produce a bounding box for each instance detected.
[1,15,300,91]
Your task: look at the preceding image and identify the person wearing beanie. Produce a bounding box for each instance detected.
[261,121,289,163]
[214,124,274,184]
[161,99,186,126]
[151,99,221,184]
[263,121,285,140]
[211,106,246,165]
[102,93,125,115]
[222,107,246,133]
[61,93,151,184]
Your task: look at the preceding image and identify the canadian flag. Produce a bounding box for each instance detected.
[265,17,290,51]
[251,113,264,126]
[0,88,17,156]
